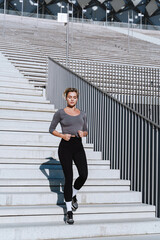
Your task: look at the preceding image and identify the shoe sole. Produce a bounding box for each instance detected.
[66,220,74,224]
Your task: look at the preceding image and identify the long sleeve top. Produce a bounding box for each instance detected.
[49,108,88,138]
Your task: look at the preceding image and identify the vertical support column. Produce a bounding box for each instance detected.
[66,3,69,67]
[156,128,160,217]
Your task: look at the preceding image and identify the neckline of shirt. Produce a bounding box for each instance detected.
[63,108,81,117]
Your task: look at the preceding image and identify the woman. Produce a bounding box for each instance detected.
[49,87,88,224]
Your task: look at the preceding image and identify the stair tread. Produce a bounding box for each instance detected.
[0,191,140,194]
[0,217,159,228]
[0,203,155,210]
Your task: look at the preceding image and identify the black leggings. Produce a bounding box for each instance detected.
[58,136,88,202]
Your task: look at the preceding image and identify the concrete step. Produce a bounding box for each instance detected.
[22,71,47,77]
[0,178,130,186]
[0,122,61,135]
[14,61,48,69]
[0,58,22,66]
[25,75,46,81]
[6,55,47,63]
[0,203,154,216]
[0,146,101,159]
[0,163,108,171]
[1,218,160,240]
[0,62,23,68]
[0,81,37,89]
[0,49,43,57]
[0,52,33,59]
[16,64,47,70]
[64,235,160,240]
[0,100,53,111]
[0,56,38,62]
[0,191,142,206]
[12,67,48,76]
[14,61,46,67]
[18,67,46,74]
[0,203,155,224]
[0,162,109,169]
[0,157,108,164]
[29,79,46,83]
[2,49,44,56]
[0,71,22,76]
[0,87,42,96]
[8,49,40,60]
[0,101,55,112]
[0,56,15,61]
[0,109,54,120]
[0,184,129,192]
[0,119,52,131]
[5,54,46,62]
[0,76,29,83]
[0,70,23,76]
[29,81,46,87]
[0,132,91,147]
[10,64,46,72]
[0,166,117,179]
[0,93,50,103]
[0,70,24,75]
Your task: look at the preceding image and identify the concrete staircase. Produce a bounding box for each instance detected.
[1,52,160,240]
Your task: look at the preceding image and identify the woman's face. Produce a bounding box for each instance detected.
[66,91,78,107]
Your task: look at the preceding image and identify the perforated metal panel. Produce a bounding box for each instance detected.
[110,0,125,12]
[146,0,158,16]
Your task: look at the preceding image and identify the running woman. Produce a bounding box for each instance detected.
[49,87,88,224]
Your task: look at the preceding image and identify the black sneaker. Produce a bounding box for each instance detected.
[66,211,74,224]
[72,195,78,211]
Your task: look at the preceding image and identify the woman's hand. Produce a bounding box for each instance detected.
[78,130,88,137]
[62,134,72,141]
[78,130,84,137]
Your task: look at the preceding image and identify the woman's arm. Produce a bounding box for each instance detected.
[81,112,88,137]
[49,110,61,135]
[51,130,64,138]
[52,130,73,141]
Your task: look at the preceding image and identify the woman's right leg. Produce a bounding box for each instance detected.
[58,140,73,202]
[58,139,74,224]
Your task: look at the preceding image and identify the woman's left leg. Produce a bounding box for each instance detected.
[73,145,88,191]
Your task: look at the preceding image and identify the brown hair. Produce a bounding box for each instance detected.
[63,87,79,100]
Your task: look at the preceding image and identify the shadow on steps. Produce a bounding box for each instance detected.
[39,157,66,221]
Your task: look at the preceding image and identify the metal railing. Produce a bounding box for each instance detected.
[0,9,57,20]
[71,17,160,31]
[47,57,160,217]
[0,10,160,31]
[55,58,160,126]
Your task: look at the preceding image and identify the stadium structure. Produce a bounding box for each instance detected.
[0,0,160,26]
[0,0,160,239]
